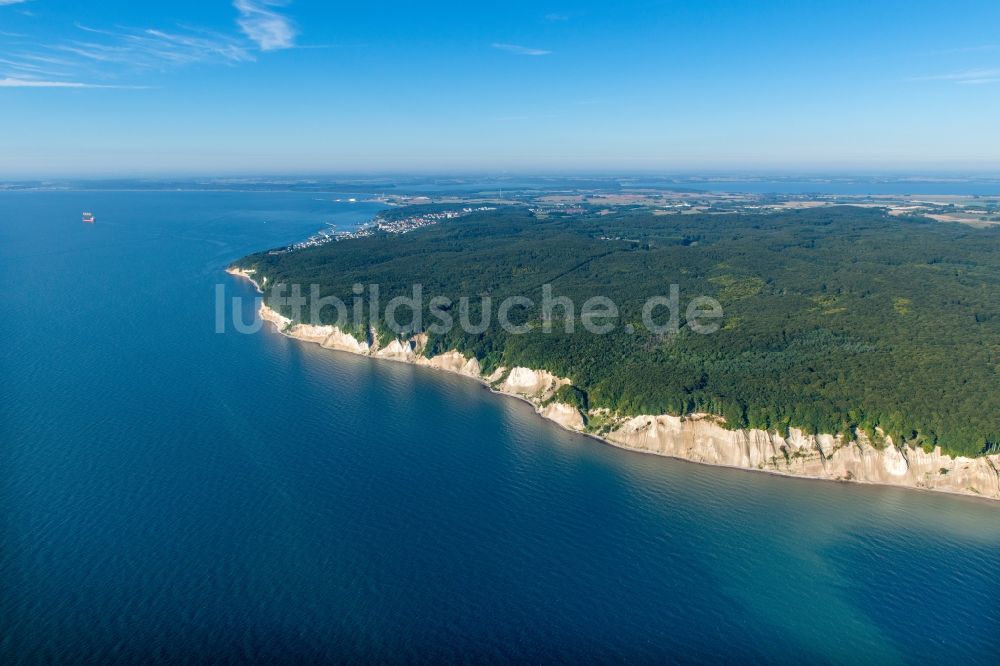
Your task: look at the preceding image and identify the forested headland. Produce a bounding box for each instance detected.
[235,205,1000,458]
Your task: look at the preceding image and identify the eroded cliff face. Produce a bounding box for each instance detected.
[417,350,482,377]
[539,402,587,431]
[604,415,1000,498]
[250,299,1000,501]
[499,367,568,399]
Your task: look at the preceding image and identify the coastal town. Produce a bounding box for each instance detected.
[289,206,497,251]
[272,187,1000,256]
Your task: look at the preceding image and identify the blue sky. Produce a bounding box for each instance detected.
[2,0,1000,176]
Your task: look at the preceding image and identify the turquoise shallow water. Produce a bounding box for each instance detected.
[1,191,999,663]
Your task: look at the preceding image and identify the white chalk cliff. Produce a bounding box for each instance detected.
[605,414,999,498]
[236,274,999,501]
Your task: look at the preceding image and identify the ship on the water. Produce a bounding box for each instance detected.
[82,212,95,224]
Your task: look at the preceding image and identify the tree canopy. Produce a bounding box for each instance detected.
[236,205,1000,458]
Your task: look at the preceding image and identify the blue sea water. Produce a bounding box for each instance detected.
[1,191,999,664]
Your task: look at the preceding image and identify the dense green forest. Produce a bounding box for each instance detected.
[236,205,1000,458]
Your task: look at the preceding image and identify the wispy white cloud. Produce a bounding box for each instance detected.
[1,5,291,91]
[0,1,32,6]
[0,56,71,78]
[1,23,254,90]
[63,24,254,66]
[910,68,1000,85]
[0,77,146,88]
[234,0,296,51]
[146,29,254,62]
[491,42,551,56]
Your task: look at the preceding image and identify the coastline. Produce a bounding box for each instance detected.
[227,267,1000,502]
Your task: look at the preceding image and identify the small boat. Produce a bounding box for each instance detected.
[82,212,95,224]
